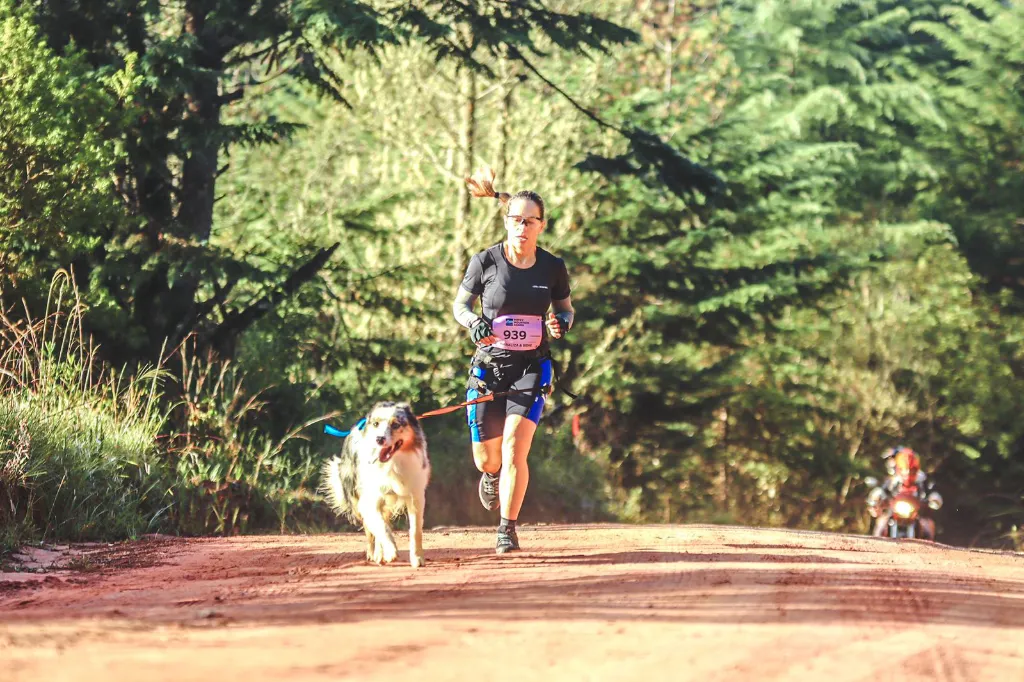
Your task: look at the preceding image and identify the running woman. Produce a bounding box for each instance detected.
[452,168,575,554]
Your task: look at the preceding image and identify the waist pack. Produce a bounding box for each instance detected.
[467,349,548,394]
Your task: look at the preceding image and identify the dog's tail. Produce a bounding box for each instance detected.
[319,453,360,523]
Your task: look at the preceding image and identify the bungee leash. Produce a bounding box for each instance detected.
[322,380,579,436]
[415,385,552,420]
[322,386,549,437]
[321,352,578,437]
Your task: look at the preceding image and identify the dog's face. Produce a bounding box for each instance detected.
[360,402,419,464]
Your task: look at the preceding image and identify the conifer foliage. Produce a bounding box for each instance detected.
[567,0,947,516]
[911,0,1024,310]
[14,0,637,363]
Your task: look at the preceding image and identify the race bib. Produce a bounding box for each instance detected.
[490,314,543,351]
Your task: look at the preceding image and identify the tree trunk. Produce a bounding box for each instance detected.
[716,406,730,508]
[180,1,223,241]
[494,63,517,233]
[165,1,226,350]
[664,0,676,93]
[453,64,477,280]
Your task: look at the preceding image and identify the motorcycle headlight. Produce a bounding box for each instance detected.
[893,499,917,519]
[927,492,943,511]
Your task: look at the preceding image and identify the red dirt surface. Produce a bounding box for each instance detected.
[2,524,1022,681]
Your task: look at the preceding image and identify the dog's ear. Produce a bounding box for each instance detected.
[398,403,419,429]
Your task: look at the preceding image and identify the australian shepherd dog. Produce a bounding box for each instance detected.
[320,402,431,567]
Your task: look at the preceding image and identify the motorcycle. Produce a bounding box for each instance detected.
[864,476,943,540]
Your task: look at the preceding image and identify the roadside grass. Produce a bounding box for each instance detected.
[0,273,166,554]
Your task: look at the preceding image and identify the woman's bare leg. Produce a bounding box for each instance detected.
[499,415,538,520]
[472,438,502,474]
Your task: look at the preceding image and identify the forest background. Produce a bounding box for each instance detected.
[2,0,1022,555]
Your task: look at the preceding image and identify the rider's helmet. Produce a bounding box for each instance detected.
[893,447,920,480]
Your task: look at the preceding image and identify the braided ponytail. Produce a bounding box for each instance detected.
[465,167,512,206]
[465,167,546,220]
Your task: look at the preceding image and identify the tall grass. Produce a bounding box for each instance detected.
[0,272,166,555]
[166,339,329,535]
[0,273,331,555]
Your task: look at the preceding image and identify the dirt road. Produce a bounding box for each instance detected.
[2,524,1022,681]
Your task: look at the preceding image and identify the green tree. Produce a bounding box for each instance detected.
[18,0,634,364]
[0,1,135,298]
[910,0,1024,312]
[562,0,950,518]
[632,0,1024,541]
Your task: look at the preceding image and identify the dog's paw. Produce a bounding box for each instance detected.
[410,553,425,569]
[380,543,399,564]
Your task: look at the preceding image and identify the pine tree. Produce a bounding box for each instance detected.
[910,0,1024,311]
[18,0,636,364]
[564,0,952,518]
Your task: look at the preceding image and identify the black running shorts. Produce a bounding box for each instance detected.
[466,356,553,442]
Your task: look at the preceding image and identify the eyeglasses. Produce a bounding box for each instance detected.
[505,214,543,228]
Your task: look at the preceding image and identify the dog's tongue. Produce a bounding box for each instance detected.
[378,439,404,463]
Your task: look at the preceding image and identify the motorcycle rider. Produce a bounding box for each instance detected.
[866,446,941,540]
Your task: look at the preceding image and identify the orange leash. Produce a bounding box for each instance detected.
[416,385,554,420]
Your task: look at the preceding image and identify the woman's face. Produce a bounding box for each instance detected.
[504,197,545,248]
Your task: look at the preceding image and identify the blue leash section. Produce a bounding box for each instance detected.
[324,418,366,438]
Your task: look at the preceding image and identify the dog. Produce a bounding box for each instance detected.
[320,401,430,567]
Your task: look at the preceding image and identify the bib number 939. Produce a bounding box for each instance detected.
[490,315,543,351]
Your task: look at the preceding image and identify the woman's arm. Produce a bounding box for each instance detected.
[453,286,497,346]
[547,295,575,339]
[452,287,482,329]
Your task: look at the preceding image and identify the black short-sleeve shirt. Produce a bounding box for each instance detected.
[460,243,571,359]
